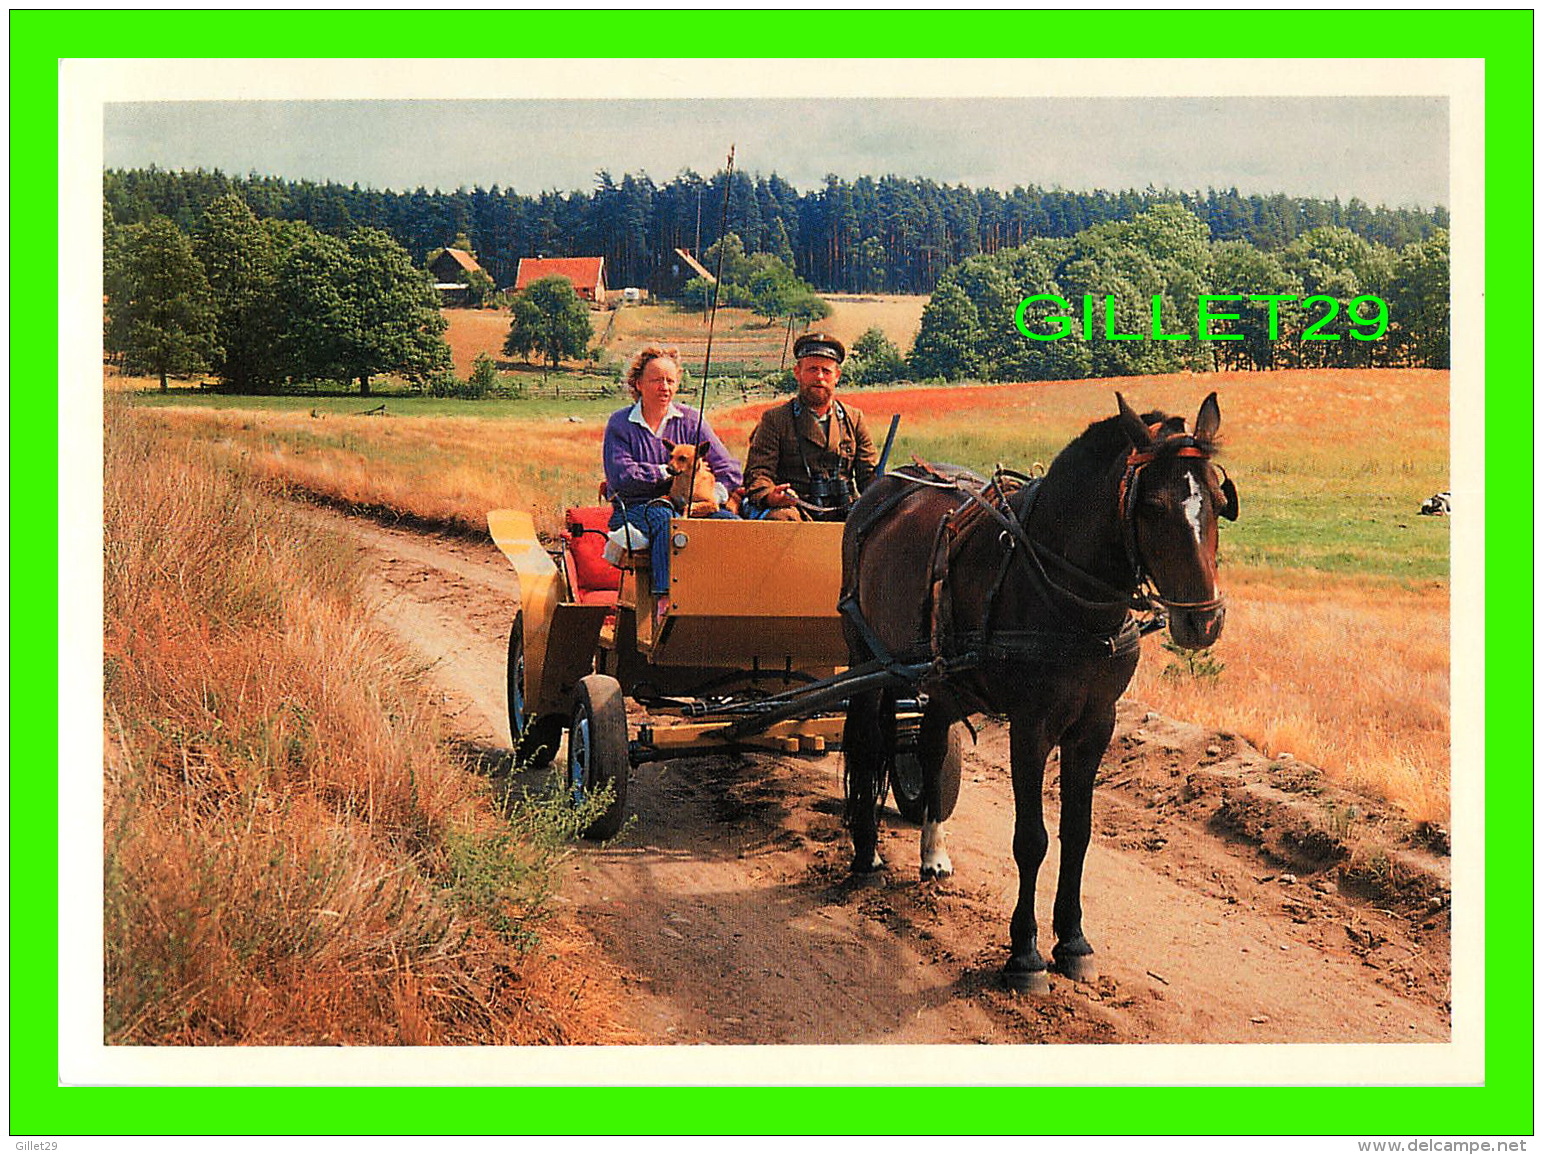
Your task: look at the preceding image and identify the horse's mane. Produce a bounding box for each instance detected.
[1046,408,1212,483]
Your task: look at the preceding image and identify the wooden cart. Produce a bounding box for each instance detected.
[488,503,958,839]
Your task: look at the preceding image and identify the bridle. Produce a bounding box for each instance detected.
[1114,430,1229,617]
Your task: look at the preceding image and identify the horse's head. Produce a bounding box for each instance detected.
[1116,392,1239,650]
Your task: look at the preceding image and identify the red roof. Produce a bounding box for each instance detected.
[515,256,605,292]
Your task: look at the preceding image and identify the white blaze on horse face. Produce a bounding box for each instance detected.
[1182,473,1206,547]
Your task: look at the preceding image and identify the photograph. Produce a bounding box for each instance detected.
[17,7,1532,1146]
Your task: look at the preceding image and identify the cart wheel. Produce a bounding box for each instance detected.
[567,674,629,841]
[507,614,564,768]
[890,716,964,825]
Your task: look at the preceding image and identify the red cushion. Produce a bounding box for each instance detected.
[564,505,621,599]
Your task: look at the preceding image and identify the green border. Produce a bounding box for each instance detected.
[14,8,1532,1139]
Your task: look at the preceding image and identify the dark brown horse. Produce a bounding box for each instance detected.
[839,393,1238,992]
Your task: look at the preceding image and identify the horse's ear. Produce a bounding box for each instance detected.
[1116,393,1152,449]
[662,438,677,452]
[697,440,712,457]
[1195,392,1221,443]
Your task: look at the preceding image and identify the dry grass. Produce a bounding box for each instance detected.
[104,404,638,1045]
[103,363,193,393]
[1129,569,1450,823]
[440,293,930,379]
[442,307,521,376]
[602,295,931,369]
[606,302,791,370]
[819,293,929,353]
[133,406,605,539]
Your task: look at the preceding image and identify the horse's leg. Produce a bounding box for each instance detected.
[1004,718,1053,993]
[1050,709,1116,982]
[919,702,962,880]
[842,687,886,876]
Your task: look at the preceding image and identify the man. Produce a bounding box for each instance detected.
[743,333,879,521]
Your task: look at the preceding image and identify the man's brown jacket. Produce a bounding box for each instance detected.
[743,398,878,505]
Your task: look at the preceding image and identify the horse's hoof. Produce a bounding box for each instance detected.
[847,850,886,886]
[1054,951,1099,983]
[1003,965,1051,995]
[919,857,953,881]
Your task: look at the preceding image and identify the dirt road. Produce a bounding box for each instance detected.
[324,506,1451,1047]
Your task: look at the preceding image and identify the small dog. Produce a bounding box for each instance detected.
[663,440,724,516]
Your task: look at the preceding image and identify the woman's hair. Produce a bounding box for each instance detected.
[626,345,682,396]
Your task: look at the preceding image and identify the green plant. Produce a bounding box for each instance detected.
[1159,640,1226,683]
[426,369,464,399]
[465,352,499,399]
[443,767,620,949]
[762,368,796,394]
[1323,800,1362,842]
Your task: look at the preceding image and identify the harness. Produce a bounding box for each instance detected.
[840,434,1224,696]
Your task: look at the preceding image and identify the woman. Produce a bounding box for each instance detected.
[603,345,742,610]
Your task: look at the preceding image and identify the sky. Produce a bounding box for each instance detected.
[103,96,1449,210]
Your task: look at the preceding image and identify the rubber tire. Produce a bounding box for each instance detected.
[567,674,629,841]
[507,615,564,768]
[890,719,964,825]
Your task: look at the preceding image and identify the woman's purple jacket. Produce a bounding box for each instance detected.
[602,403,744,507]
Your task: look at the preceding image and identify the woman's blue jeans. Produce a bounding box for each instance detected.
[610,501,735,596]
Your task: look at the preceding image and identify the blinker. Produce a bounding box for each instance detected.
[1219,477,1239,521]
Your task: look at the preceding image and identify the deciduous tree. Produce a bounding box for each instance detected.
[342,227,451,393]
[105,217,220,391]
[276,226,450,393]
[846,326,906,385]
[908,280,982,381]
[1389,229,1449,368]
[197,194,282,392]
[503,275,593,369]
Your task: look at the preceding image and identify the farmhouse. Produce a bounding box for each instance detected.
[515,256,607,305]
[428,247,489,305]
[651,247,715,300]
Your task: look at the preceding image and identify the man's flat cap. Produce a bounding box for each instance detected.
[793,333,846,364]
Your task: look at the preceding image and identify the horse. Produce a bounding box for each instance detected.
[838,392,1238,992]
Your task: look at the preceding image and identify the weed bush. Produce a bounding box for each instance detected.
[1160,640,1226,683]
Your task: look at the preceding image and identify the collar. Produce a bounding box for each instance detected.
[629,400,684,437]
[793,399,842,422]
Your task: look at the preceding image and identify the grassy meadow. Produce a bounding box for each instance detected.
[104,404,637,1045]
[114,366,1451,830]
